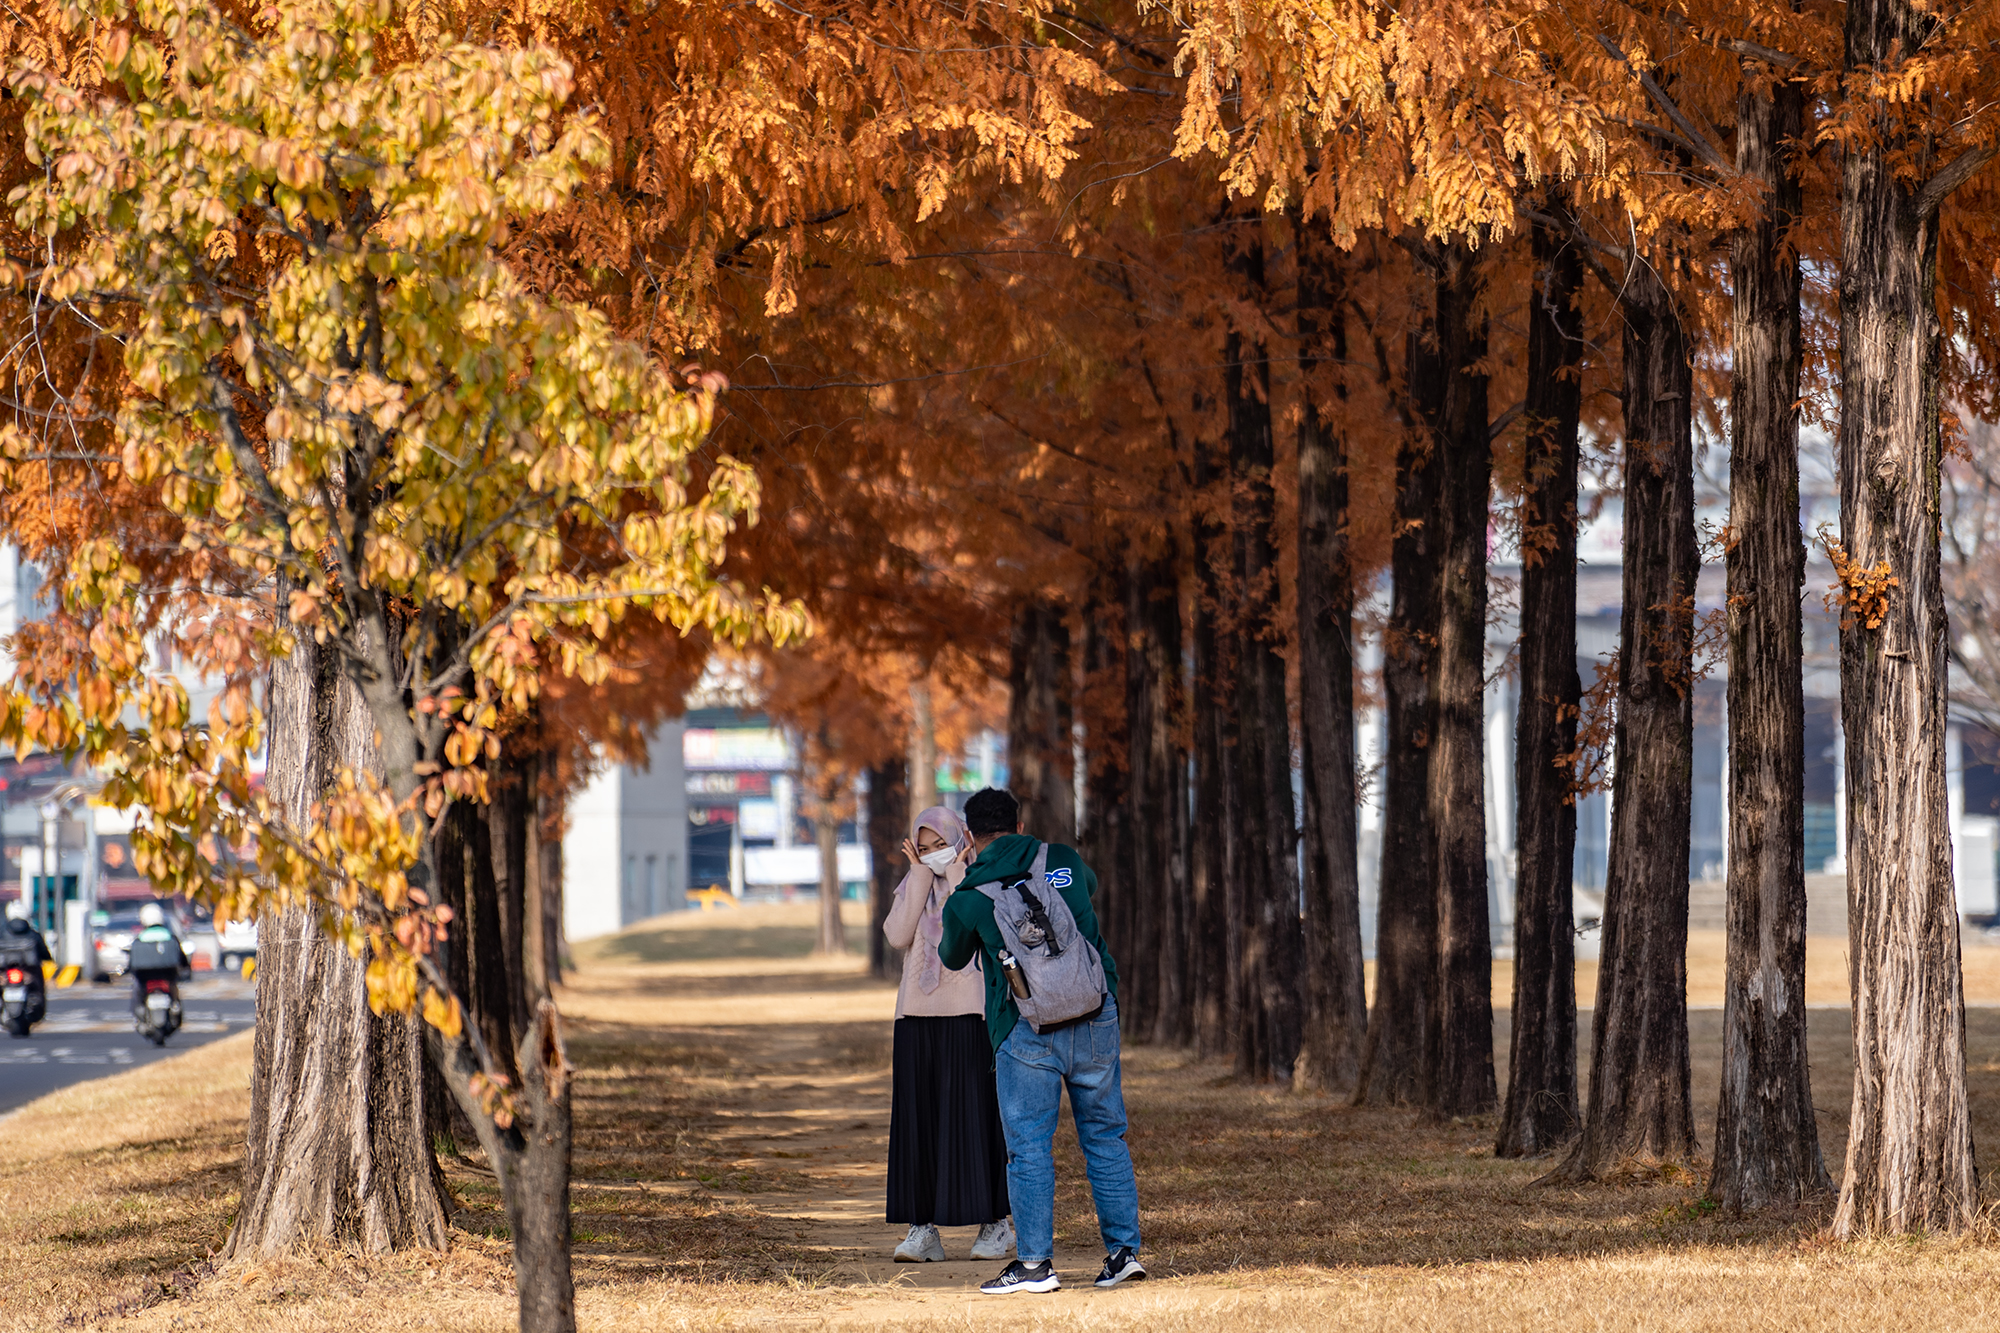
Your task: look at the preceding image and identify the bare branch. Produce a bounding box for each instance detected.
[1917,143,2000,218]
[1595,34,1736,178]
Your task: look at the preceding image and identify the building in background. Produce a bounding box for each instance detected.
[680,706,878,899]
[561,720,690,941]
[682,707,791,896]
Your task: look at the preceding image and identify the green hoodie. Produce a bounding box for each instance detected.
[938,833,1120,1052]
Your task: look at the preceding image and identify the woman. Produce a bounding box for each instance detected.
[882,804,1014,1263]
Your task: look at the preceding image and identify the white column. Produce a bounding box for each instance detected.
[1950,722,1966,825]
[40,800,58,938]
[1355,623,1385,957]
[1484,678,1516,951]
[1949,722,1968,918]
[1829,717,1848,874]
[83,803,99,918]
[1717,690,1729,881]
[773,773,796,849]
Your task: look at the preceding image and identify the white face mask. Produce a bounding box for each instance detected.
[919,847,959,873]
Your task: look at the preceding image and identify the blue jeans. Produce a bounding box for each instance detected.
[994,994,1141,1264]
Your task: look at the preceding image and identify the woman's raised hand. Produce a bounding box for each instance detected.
[901,837,922,867]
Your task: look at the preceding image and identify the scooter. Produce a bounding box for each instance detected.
[2,952,47,1038]
[134,973,181,1046]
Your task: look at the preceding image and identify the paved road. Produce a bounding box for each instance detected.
[0,974,257,1115]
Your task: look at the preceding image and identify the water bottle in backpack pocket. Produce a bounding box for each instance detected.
[974,842,1106,1032]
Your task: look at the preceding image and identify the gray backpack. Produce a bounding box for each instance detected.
[974,843,1106,1032]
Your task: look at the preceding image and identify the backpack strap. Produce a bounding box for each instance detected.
[1031,841,1049,881]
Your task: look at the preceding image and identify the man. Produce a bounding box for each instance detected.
[939,787,1143,1295]
[1,905,53,967]
[1,905,52,1030]
[127,902,185,1032]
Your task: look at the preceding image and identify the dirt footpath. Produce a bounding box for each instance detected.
[16,899,2000,1332]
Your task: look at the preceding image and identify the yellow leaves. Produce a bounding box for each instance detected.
[443,724,484,767]
[77,674,119,725]
[1824,534,1902,633]
[421,986,462,1038]
[1,0,810,1099]
[364,949,418,1016]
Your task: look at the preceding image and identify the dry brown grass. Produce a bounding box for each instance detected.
[9,900,2000,1331]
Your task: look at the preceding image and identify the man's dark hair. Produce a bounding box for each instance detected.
[963,788,1020,838]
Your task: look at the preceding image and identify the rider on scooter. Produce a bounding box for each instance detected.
[1,905,52,966]
[128,903,185,1035]
[1,904,52,1036]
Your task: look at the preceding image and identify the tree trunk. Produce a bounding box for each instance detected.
[1227,226,1303,1082]
[1008,599,1075,844]
[909,679,939,816]
[814,764,846,955]
[1128,549,1190,1047]
[1294,218,1366,1095]
[1191,433,1232,1060]
[1087,561,1144,1033]
[1498,210,1584,1157]
[1419,246,1497,1119]
[505,1007,575,1333]
[521,752,548,1005]
[230,621,448,1256]
[1354,336,1442,1108]
[492,739,533,1037]
[1075,561,1132,1018]
[1220,614,1261,1077]
[868,756,909,982]
[1711,73,1832,1210]
[533,757,566,989]
[1553,258,1700,1181]
[427,798,474,1149]
[426,1002,577,1333]
[1832,0,1979,1235]
[472,769,518,1083]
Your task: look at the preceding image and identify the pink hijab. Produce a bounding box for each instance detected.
[910,804,971,993]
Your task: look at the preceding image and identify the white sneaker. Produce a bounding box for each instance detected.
[894,1223,945,1262]
[970,1216,1016,1260]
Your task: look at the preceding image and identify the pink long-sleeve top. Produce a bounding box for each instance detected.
[882,859,985,1018]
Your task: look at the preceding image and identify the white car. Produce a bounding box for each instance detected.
[216,918,258,973]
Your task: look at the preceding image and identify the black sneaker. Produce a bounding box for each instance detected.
[980,1259,1060,1295]
[1095,1247,1145,1288]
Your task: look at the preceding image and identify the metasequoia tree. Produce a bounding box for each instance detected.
[1360,348,1441,1105]
[1294,217,1367,1094]
[1713,38,1833,1209]
[1158,0,1601,1106]
[1529,0,1836,1207]
[1506,14,1741,1181]
[488,0,1109,360]
[1222,219,1305,1080]
[0,4,800,1328]
[1412,242,1498,1118]
[1496,208,1584,1157]
[1826,0,2000,1236]
[1555,243,1702,1180]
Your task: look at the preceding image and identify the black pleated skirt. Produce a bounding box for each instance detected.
[886,1014,1010,1225]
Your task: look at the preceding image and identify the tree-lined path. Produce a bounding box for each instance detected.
[13,902,2000,1331]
